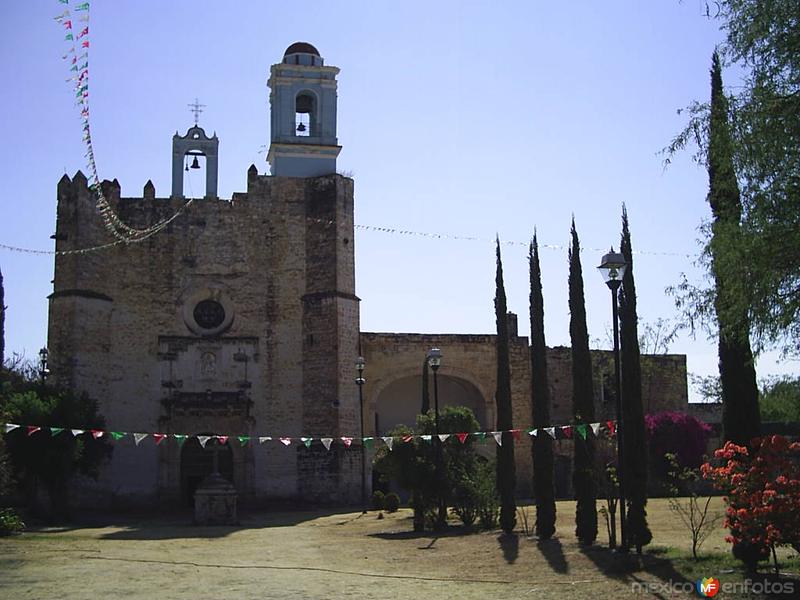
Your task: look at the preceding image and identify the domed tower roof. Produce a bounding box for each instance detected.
[284,42,320,57]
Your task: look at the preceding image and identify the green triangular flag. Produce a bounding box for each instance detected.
[363,437,374,449]
[576,424,588,440]
[174,434,187,446]
[111,431,125,441]
[474,432,486,442]
[50,427,65,436]
[301,437,312,448]
[238,436,250,446]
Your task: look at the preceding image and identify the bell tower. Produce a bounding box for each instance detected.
[267,42,341,177]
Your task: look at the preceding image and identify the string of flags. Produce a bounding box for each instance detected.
[53,0,195,244]
[2,420,617,450]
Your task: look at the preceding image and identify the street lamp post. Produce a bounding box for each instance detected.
[426,347,446,529]
[355,355,366,510]
[38,347,49,385]
[597,248,628,552]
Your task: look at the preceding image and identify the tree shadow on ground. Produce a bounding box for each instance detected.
[369,523,477,543]
[498,532,519,564]
[579,544,692,597]
[27,507,366,540]
[535,536,568,573]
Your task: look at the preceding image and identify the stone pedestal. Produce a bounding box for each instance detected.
[193,472,238,525]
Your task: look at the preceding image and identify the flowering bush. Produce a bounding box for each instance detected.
[701,435,800,570]
[646,412,713,477]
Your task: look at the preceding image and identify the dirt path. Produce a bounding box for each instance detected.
[0,499,734,599]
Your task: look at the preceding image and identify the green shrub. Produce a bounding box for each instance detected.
[476,460,499,530]
[371,490,385,511]
[384,492,400,513]
[0,508,25,536]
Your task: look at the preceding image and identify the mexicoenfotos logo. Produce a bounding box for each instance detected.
[696,577,720,597]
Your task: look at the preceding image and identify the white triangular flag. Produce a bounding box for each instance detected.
[258,436,272,444]
[382,436,394,451]
[321,437,333,450]
[4,423,20,433]
[590,422,601,436]
[528,429,538,437]
[133,433,148,446]
[545,427,556,439]
[438,434,450,442]
[492,431,503,446]
[421,435,432,443]
[71,429,84,436]
[197,435,212,448]
[280,437,292,446]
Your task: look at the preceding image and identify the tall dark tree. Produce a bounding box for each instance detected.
[421,358,430,415]
[668,2,800,356]
[567,219,597,545]
[494,239,516,534]
[529,231,556,539]
[708,52,761,445]
[619,206,652,551]
[0,266,5,370]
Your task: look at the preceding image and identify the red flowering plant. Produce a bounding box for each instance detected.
[701,435,800,573]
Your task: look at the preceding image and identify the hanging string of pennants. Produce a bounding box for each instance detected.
[2,420,616,450]
[53,0,195,244]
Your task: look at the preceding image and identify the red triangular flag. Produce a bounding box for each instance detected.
[562,426,573,439]
[153,433,166,445]
[27,426,41,436]
[510,429,521,441]
[606,420,616,435]
[457,432,469,444]
[91,429,104,439]
[401,434,413,443]
[216,435,228,445]
[341,436,353,447]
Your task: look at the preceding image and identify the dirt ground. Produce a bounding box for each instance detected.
[1,498,796,599]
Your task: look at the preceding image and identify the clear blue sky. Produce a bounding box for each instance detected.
[0,1,793,399]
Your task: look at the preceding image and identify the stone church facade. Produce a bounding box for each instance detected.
[47,43,687,508]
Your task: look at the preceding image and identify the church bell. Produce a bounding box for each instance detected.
[190,156,201,169]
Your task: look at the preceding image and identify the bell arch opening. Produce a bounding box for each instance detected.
[295,92,317,137]
[374,374,488,435]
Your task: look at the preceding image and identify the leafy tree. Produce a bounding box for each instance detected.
[567,220,597,545]
[2,381,111,520]
[619,207,652,551]
[706,52,762,446]
[668,1,800,357]
[759,375,800,424]
[702,435,800,574]
[529,232,556,539]
[373,406,483,530]
[494,239,516,534]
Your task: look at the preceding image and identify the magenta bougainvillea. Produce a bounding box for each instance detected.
[645,411,713,476]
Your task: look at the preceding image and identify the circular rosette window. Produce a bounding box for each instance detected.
[182,289,234,337]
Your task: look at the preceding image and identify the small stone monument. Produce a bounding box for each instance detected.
[194,442,238,525]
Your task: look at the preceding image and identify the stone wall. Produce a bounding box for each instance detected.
[48,169,360,507]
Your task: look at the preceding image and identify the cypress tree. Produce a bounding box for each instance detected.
[529,231,557,539]
[0,267,4,370]
[619,205,652,552]
[421,358,430,415]
[707,51,761,446]
[494,238,516,534]
[568,219,597,545]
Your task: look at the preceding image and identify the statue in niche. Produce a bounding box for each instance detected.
[200,351,217,378]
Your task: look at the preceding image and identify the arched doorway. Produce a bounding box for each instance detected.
[180,436,234,506]
[374,374,488,435]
